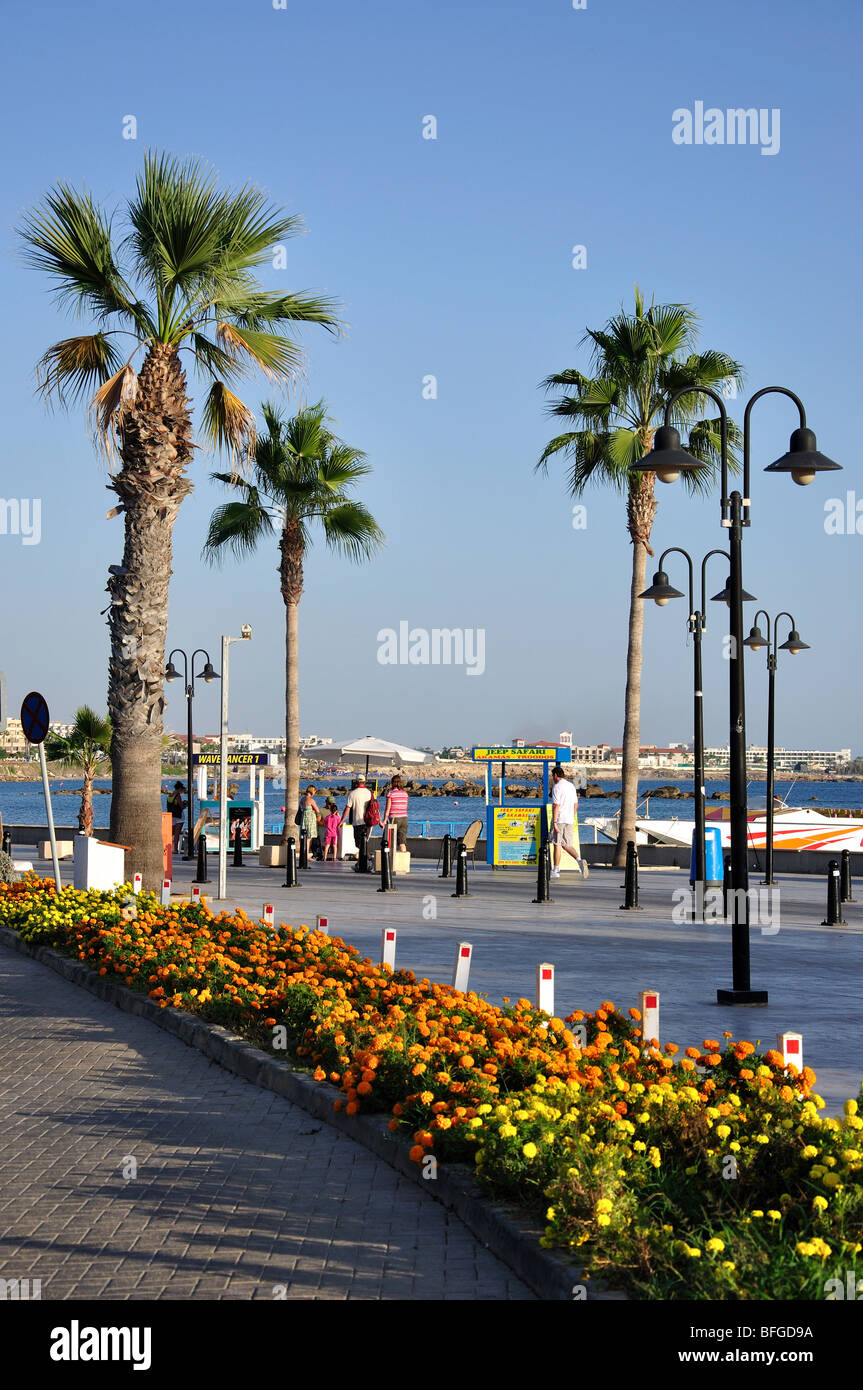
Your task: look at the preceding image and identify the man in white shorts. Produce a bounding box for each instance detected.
[549,764,588,878]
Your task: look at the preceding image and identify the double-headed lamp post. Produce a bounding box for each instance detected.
[640,545,750,918]
[631,386,839,1005]
[743,612,810,886]
[165,648,219,858]
[218,625,253,901]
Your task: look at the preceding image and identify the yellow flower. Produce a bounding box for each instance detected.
[716,1124,731,1139]
[596,1214,611,1227]
[522,1142,538,1159]
[648,1147,661,1168]
[596,1198,613,1214]
[823,1173,841,1189]
[752,1209,764,1218]
[546,1207,556,1220]
[706,1238,725,1253]
[499,1123,517,1139]
[801,1145,818,1159]
[721,1261,735,1271]
[812,1195,828,1211]
[767,1210,781,1221]
[846,1099,859,1116]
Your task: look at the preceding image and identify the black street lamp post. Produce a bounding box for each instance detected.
[640,546,734,920]
[632,386,839,1004]
[743,612,810,886]
[165,648,219,858]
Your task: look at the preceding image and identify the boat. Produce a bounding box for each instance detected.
[636,798,863,853]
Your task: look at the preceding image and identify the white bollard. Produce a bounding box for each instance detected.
[536,963,555,1016]
[381,927,397,970]
[191,884,202,904]
[160,879,171,907]
[262,902,274,928]
[316,914,330,936]
[452,942,473,992]
[640,989,660,1046]
[777,1031,803,1070]
[132,872,142,895]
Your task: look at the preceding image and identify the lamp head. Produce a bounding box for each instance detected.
[743,624,767,652]
[779,628,810,655]
[763,426,841,487]
[240,624,252,640]
[710,580,757,606]
[630,425,707,484]
[638,569,685,607]
[164,660,180,681]
[199,661,219,683]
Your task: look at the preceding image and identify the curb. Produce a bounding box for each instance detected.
[0,925,627,1302]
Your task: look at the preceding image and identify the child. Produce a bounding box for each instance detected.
[323,799,341,862]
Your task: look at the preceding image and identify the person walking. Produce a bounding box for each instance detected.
[549,764,588,878]
[383,774,409,854]
[341,775,371,869]
[166,781,187,852]
[298,785,321,861]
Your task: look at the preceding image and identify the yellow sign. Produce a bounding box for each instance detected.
[492,806,544,864]
[472,746,570,762]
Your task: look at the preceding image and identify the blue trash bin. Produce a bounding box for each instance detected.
[690,825,723,886]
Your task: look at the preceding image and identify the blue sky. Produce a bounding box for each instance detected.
[1,0,860,753]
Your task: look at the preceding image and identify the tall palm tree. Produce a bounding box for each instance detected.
[537,288,744,866]
[46,706,111,836]
[19,152,340,885]
[203,401,384,830]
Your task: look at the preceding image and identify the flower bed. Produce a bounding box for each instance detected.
[2,877,861,1300]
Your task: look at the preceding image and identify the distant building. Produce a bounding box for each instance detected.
[0,718,29,756]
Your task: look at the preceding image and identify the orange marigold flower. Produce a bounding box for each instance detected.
[685,1047,701,1060]
[346,1101,360,1115]
[629,1008,642,1021]
[704,1053,721,1066]
[740,1068,754,1080]
[664,1043,679,1055]
[703,1040,720,1051]
[313,1067,326,1081]
[409,1144,425,1163]
[333,1100,344,1113]
[680,1058,696,1072]
[264,1017,277,1027]
[356,1081,372,1096]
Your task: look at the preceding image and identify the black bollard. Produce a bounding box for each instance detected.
[620,840,642,910]
[299,830,309,870]
[722,852,732,919]
[194,833,210,884]
[440,833,453,879]
[232,822,244,867]
[840,847,856,903]
[451,840,471,898]
[532,839,553,904]
[822,858,846,925]
[378,841,394,893]
[283,837,300,888]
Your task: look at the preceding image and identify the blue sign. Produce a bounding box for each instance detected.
[20,691,50,744]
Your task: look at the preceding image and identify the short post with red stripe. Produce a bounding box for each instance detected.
[191,884,202,905]
[132,872,142,895]
[381,927,397,970]
[452,942,473,992]
[777,1031,803,1070]
[262,903,274,928]
[536,963,554,1016]
[160,879,171,907]
[640,990,660,1047]
[316,914,330,936]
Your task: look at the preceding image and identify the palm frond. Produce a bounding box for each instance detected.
[202,495,275,564]
[19,185,147,328]
[200,381,256,464]
[91,363,138,440]
[36,333,122,407]
[321,502,385,561]
[216,322,304,382]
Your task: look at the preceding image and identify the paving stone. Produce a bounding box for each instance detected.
[0,945,533,1301]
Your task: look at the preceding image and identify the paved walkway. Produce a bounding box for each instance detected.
[0,947,533,1301]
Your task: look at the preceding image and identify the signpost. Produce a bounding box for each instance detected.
[471,746,574,866]
[21,691,61,890]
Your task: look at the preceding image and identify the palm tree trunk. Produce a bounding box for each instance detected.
[108,343,193,887]
[280,523,304,842]
[614,468,657,868]
[79,768,94,836]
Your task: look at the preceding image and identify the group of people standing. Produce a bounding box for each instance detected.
[296,774,409,866]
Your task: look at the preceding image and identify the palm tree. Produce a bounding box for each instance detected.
[19,152,340,885]
[536,288,744,866]
[204,401,384,830]
[46,706,111,836]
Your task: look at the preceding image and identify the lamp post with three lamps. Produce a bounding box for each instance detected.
[632,385,839,1003]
